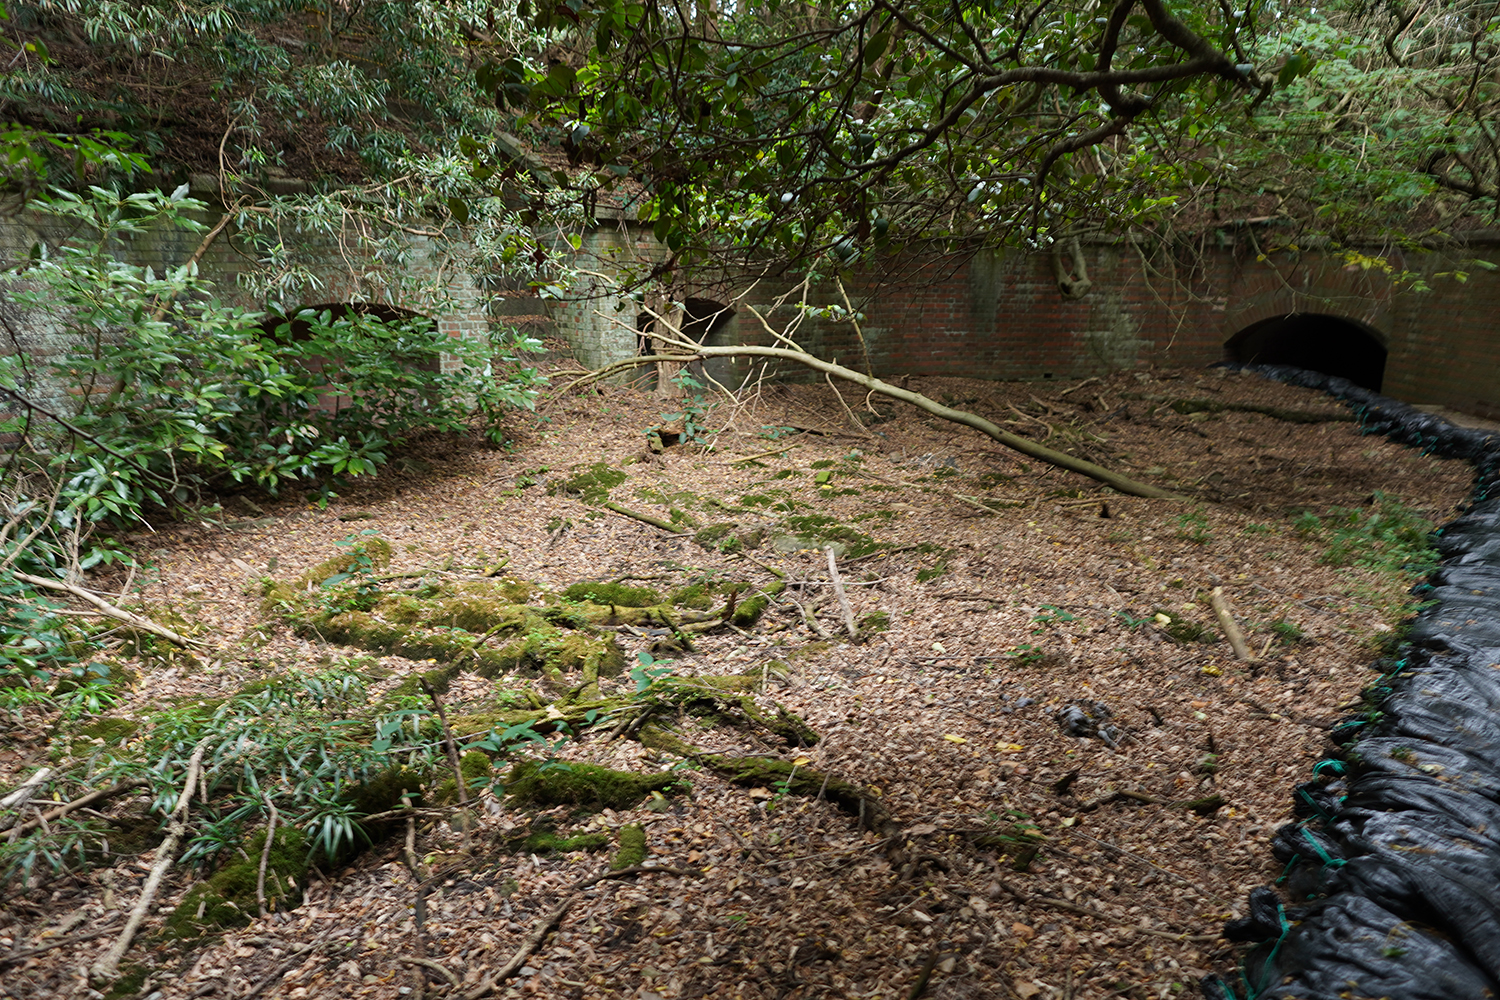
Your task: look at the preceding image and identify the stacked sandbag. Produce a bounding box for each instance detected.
[1204,366,1500,1000]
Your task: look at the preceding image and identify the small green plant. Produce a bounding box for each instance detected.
[1031,605,1077,633]
[1115,610,1150,630]
[1153,609,1209,643]
[1243,522,1273,535]
[1176,510,1212,545]
[1270,619,1306,644]
[857,611,891,634]
[659,370,714,445]
[916,560,949,583]
[630,651,676,693]
[1007,643,1047,666]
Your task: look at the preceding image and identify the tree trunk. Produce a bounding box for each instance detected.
[649,294,687,400]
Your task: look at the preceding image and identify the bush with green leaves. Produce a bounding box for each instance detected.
[2,187,541,512]
[0,184,541,687]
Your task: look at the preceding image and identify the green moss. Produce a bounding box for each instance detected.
[523,829,611,854]
[505,760,680,811]
[732,580,784,626]
[693,523,738,551]
[611,823,648,869]
[103,962,150,999]
[386,663,463,701]
[1152,609,1210,643]
[670,583,714,610]
[74,716,139,746]
[779,515,882,557]
[561,581,662,607]
[346,766,424,817]
[166,826,307,939]
[433,751,496,805]
[858,611,891,633]
[549,462,627,503]
[296,538,392,589]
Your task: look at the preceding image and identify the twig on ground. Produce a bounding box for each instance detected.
[400,956,461,988]
[13,571,200,647]
[464,866,698,1000]
[0,920,121,966]
[826,547,857,638]
[0,767,52,820]
[787,596,831,639]
[255,793,279,917]
[601,500,682,532]
[1210,586,1255,662]
[89,740,209,985]
[720,443,802,465]
[240,942,318,1000]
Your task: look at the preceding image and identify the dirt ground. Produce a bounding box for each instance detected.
[0,364,1476,1000]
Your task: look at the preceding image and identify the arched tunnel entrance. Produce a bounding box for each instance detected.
[1225,313,1387,391]
[635,298,737,389]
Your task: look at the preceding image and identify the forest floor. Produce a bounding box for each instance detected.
[0,365,1477,1000]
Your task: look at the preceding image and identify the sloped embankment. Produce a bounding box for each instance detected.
[1207,368,1500,999]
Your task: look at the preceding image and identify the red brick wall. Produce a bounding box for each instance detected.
[678,239,1499,416]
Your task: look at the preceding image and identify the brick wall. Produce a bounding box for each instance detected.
[556,230,1500,417]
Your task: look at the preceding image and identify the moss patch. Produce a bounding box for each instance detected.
[166,826,307,939]
[522,828,611,854]
[433,751,495,805]
[611,823,648,870]
[505,760,680,811]
[561,581,662,607]
[549,462,627,503]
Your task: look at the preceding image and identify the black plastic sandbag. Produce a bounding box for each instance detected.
[1205,894,1499,1000]
[1206,368,1500,999]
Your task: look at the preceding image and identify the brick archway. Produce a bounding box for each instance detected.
[1225,313,1388,391]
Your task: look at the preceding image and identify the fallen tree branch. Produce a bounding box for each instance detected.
[601,500,681,532]
[400,955,461,989]
[1210,586,1255,662]
[13,572,201,647]
[255,794,278,918]
[576,349,1182,499]
[9,778,147,838]
[0,921,121,966]
[89,740,208,985]
[826,547,857,638]
[0,767,53,818]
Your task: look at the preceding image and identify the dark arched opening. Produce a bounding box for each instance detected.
[1225,313,1387,391]
[636,298,737,388]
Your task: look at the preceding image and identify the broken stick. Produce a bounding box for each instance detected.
[1210,586,1255,662]
[14,571,200,647]
[826,547,857,638]
[89,740,209,985]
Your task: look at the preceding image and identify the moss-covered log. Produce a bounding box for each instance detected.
[636,724,890,831]
[505,760,683,811]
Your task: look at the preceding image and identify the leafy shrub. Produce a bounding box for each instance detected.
[1,187,543,522]
[0,186,541,683]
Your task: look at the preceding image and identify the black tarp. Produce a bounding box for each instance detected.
[1204,367,1500,999]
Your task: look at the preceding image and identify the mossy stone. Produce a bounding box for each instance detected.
[505,759,680,811]
[610,823,647,870]
[75,717,139,746]
[523,829,611,854]
[433,751,495,805]
[561,581,661,607]
[548,462,627,503]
